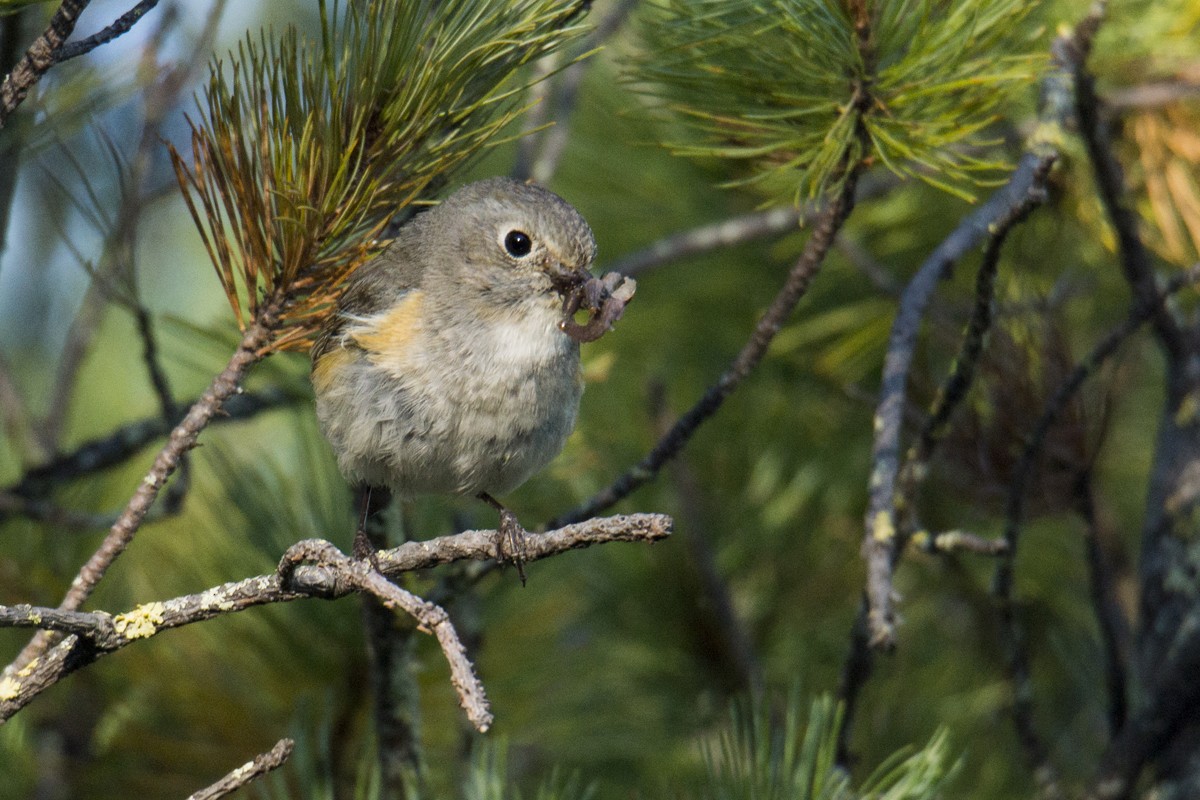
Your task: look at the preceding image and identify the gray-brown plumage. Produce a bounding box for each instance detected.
[311,177,597,503]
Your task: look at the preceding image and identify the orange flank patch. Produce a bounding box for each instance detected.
[352,290,425,371]
[311,347,356,395]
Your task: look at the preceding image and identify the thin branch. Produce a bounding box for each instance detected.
[1067,3,1185,362]
[281,539,493,732]
[614,207,809,278]
[53,0,161,64]
[186,738,294,800]
[40,275,108,451]
[7,305,282,673]
[610,176,896,279]
[1106,79,1200,112]
[0,349,47,465]
[0,0,92,128]
[993,264,1200,796]
[994,264,1200,601]
[1,387,297,514]
[863,151,1056,650]
[0,513,672,724]
[550,168,863,528]
[513,0,637,183]
[1075,472,1130,735]
[0,492,127,530]
[649,381,762,695]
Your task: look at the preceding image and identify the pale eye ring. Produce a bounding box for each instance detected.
[504,230,532,258]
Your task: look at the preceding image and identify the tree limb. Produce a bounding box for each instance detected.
[0,513,672,724]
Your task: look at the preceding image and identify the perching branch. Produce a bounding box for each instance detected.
[862,151,1056,650]
[185,738,294,800]
[0,513,671,727]
[550,168,863,528]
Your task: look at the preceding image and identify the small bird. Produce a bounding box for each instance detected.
[311,177,600,571]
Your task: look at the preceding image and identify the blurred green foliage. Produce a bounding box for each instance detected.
[1,0,1199,798]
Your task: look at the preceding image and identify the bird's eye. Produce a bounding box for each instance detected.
[504,230,533,258]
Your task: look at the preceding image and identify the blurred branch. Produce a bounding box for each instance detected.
[1068,4,1185,362]
[863,150,1055,650]
[1075,471,1130,735]
[53,0,161,63]
[649,381,762,695]
[0,350,46,465]
[1106,78,1200,112]
[186,738,294,800]
[0,0,91,128]
[611,175,896,279]
[1,386,299,517]
[550,167,863,528]
[513,0,638,183]
[0,512,672,726]
[0,491,125,530]
[994,262,1200,793]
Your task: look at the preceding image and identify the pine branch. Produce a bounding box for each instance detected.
[0,513,672,727]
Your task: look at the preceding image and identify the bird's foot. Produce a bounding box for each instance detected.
[478,492,529,585]
[495,508,529,586]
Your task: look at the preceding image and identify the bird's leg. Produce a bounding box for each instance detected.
[353,485,390,571]
[477,492,528,585]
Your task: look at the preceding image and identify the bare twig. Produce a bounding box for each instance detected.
[550,170,862,528]
[0,350,47,465]
[863,151,1056,650]
[280,539,494,732]
[0,513,672,723]
[614,206,810,278]
[0,0,92,128]
[53,0,161,64]
[186,738,294,800]
[0,492,127,530]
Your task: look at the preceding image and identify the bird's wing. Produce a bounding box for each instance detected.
[310,241,420,366]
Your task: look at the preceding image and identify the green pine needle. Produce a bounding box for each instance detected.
[631,0,1041,203]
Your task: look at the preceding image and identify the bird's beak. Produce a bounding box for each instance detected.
[546,262,592,297]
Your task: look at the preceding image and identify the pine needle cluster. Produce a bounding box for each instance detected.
[631,0,1041,202]
[170,0,588,353]
[698,694,957,800]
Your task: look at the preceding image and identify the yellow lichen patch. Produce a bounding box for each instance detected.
[872,509,896,542]
[353,291,425,371]
[113,602,166,640]
[0,675,21,700]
